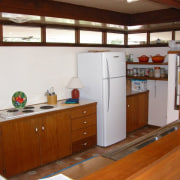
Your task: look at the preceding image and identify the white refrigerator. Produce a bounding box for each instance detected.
[78,52,126,147]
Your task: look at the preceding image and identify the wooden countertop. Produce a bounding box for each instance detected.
[82,128,180,180]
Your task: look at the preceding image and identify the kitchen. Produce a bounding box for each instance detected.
[0,0,180,179]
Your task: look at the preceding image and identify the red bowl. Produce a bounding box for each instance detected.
[138,55,149,62]
[151,55,165,63]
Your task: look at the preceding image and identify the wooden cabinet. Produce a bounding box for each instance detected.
[71,104,97,153]
[39,110,71,165]
[126,91,149,133]
[0,102,97,178]
[1,117,40,177]
[0,110,71,177]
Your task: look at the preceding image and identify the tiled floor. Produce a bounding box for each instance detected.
[9,125,158,180]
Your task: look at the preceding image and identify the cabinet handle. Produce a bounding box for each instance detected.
[42,126,45,131]
[83,132,87,135]
[82,142,87,146]
[35,128,38,132]
[82,110,87,114]
[128,104,130,108]
[83,121,87,124]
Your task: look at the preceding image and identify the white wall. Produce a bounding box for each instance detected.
[0,46,169,110]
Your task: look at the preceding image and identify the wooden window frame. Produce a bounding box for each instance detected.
[0,22,179,48]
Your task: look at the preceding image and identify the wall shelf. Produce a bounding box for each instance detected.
[126,62,168,65]
[127,76,168,81]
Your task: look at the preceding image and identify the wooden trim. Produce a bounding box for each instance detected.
[150,0,180,9]
[147,32,150,45]
[0,24,2,43]
[124,33,128,46]
[102,31,107,45]
[41,26,46,43]
[172,30,175,40]
[0,0,180,27]
[0,0,129,26]
[129,8,180,26]
[75,29,80,44]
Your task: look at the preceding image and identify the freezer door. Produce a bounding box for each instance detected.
[102,77,126,147]
[102,52,126,79]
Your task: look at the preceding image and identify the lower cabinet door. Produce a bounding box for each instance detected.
[1,117,40,177]
[40,111,71,164]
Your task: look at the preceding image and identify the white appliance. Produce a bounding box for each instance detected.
[78,52,126,147]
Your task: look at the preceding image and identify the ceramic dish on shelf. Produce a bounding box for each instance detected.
[151,54,166,63]
[137,55,149,62]
[12,91,27,108]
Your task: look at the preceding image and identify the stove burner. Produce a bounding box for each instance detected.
[40,106,54,109]
[7,109,19,112]
[22,110,34,113]
[23,106,35,109]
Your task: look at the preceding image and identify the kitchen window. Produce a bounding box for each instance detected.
[107,32,124,45]
[80,30,102,44]
[150,31,171,44]
[175,31,180,40]
[46,28,75,43]
[3,25,41,42]
[128,33,147,45]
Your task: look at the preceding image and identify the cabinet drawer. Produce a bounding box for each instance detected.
[72,114,96,131]
[72,135,97,154]
[72,125,96,142]
[70,104,96,119]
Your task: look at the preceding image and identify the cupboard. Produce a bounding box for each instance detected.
[126,91,149,133]
[0,102,97,178]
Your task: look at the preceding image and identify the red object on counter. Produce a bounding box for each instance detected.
[71,89,79,99]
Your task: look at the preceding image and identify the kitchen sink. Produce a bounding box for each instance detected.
[40,105,54,109]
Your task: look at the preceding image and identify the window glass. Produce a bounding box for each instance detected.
[107,32,124,45]
[45,17,75,25]
[46,28,75,43]
[3,25,41,42]
[106,24,125,30]
[80,30,102,44]
[128,33,147,45]
[150,31,171,44]
[2,13,40,23]
[175,31,180,40]
[79,20,102,27]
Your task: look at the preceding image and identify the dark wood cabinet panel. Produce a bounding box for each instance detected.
[1,117,40,177]
[40,111,71,164]
[55,111,71,160]
[127,91,149,133]
[71,103,97,153]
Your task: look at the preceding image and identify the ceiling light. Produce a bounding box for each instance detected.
[127,0,139,3]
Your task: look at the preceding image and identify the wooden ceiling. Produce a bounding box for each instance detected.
[0,0,180,27]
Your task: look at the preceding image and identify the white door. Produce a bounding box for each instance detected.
[102,52,126,79]
[102,77,126,147]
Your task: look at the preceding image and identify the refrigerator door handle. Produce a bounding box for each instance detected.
[106,58,110,112]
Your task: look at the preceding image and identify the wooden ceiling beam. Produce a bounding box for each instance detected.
[0,0,179,26]
[0,0,129,25]
[149,0,180,9]
[130,8,180,26]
